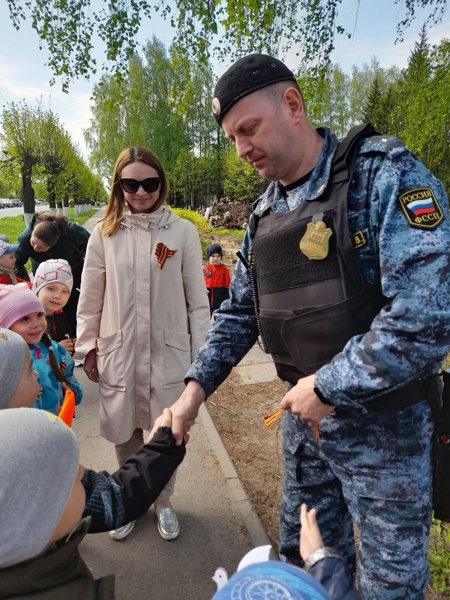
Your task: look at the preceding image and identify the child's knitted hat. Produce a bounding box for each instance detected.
[33,259,74,295]
[212,561,332,599]
[0,328,27,409]
[0,283,45,329]
[0,408,79,568]
[207,243,223,259]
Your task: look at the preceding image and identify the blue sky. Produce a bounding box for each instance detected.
[0,1,448,158]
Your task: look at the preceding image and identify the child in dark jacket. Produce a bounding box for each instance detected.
[203,243,231,316]
[33,258,76,356]
[0,407,185,599]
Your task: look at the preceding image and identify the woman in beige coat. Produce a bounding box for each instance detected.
[76,147,210,541]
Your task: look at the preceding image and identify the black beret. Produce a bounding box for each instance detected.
[207,243,223,259]
[212,54,296,126]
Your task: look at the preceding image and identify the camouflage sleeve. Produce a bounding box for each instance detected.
[185,229,259,397]
[315,147,450,409]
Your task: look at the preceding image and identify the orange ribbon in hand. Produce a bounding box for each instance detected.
[264,407,319,439]
[58,389,76,428]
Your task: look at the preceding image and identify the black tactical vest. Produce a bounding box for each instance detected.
[251,124,387,384]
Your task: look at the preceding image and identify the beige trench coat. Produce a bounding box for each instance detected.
[76,207,210,444]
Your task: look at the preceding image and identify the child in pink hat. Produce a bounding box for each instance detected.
[0,283,82,415]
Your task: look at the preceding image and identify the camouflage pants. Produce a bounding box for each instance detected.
[279,401,434,599]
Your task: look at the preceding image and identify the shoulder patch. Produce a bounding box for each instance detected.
[352,231,367,249]
[397,188,443,230]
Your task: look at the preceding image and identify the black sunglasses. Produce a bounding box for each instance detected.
[119,177,161,194]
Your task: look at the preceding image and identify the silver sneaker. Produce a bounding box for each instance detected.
[109,520,136,540]
[155,507,180,540]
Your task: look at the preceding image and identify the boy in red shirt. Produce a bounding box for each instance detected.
[203,243,231,316]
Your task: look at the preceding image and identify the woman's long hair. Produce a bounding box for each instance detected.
[99,147,169,238]
[33,213,69,247]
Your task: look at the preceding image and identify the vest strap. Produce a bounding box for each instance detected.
[364,376,434,411]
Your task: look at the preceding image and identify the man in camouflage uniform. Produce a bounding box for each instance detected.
[170,55,450,599]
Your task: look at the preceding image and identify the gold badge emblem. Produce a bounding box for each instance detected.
[212,97,221,117]
[300,221,333,260]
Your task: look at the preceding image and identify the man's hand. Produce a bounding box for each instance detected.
[83,348,99,382]
[170,380,206,445]
[279,374,334,427]
[300,503,324,561]
[148,408,194,445]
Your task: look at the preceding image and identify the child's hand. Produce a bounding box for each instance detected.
[148,408,172,442]
[300,503,324,561]
[147,408,193,444]
[62,382,71,392]
[59,338,75,355]
[84,348,99,382]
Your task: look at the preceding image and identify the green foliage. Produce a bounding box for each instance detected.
[4,1,447,91]
[296,32,449,197]
[86,38,224,208]
[68,207,99,226]
[171,208,211,231]
[213,228,245,240]
[270,467,281,480]
[428,517,450,594]
[222,147,267,204]
[86,38,188,182]
[0,100,108,213]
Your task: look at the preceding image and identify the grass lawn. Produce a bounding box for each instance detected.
[0,208,100,243]
[0,207,100,273]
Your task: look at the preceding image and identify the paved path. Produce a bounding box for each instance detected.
[74,209,276,599]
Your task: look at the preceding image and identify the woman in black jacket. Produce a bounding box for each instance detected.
[15,212,90,335]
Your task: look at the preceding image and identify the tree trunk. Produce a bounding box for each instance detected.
[21,161,35,226]
[47,176,57,210]
[63,194,69,218]
[73,182,79,216]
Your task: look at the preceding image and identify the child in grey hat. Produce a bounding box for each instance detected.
[0,407,186,597]
[0,327,42,409]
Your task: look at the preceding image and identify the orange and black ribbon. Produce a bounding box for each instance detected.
[154,242,178,269]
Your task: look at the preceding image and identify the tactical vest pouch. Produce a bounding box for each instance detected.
[433,437,450,523]
[280,284,384,376]
[429,373,450,522]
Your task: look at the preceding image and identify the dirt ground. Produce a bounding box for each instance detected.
[206,373,286,549]
[201,230,285,549]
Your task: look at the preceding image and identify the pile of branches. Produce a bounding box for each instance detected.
[200,198,251,230]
